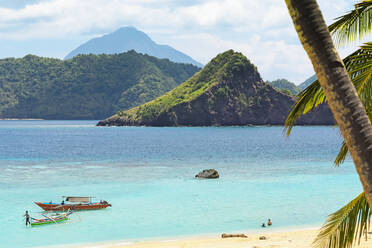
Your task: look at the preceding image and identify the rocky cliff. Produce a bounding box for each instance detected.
[98,50,334,126]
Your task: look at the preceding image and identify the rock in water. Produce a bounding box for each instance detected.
[195,169,219,179]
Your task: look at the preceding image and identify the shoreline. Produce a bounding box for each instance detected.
[0,118,44,120]
[43,225,371,248]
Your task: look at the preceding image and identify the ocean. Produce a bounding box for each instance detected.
[0,120,362,247]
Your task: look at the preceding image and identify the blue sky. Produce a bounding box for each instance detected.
[0,0,367,83]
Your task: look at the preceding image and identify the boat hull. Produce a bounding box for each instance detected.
[35,202,111,211]
[31,216,68,226]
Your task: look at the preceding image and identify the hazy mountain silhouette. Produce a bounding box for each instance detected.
[65,26,203,67]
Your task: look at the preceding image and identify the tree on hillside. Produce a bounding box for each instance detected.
[284,0,372,247]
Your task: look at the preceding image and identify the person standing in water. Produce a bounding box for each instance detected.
[24,211,30,226]
[268,219,272,226]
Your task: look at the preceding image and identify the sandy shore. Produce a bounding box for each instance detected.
[59,227,372,248]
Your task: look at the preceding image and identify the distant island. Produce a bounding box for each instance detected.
[98,50,334,126]
[0,51,200,120]
[267,79,300,96]
[299,75,317,90]
[65,26,203,67]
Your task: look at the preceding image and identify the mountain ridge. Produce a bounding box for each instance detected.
[299,74,317,90]
[0,51,200,119]
[65,26,203,67]
[268,79,300,95]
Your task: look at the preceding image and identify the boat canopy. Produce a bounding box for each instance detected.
[64,196,94,203]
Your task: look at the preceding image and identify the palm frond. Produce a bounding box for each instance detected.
[284,80,323,136]
[334,142,349,166]
[313,193,371,248]
[346,43,372,93]
[285,44,372,137]
[333,84,371,167]
[329,0,372,46]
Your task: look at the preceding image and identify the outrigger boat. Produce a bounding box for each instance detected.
[30,211,72,226]
[35,196,111,211]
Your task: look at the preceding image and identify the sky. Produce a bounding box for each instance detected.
[0,0,368,84]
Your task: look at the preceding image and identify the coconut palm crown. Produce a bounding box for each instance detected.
[284,1,372,248]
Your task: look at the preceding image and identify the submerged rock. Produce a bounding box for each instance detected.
[195,169,219,179]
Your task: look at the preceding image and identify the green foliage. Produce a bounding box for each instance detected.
[284,44,372,160]
[329,0,372,46]
[0,51,199,119]
[334,142,348,166]
[268,79,300,95]
[284,2,372,248]
[313,193,371,248]
[118,50,258,121]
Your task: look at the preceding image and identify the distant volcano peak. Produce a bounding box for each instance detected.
[64,26,202,67]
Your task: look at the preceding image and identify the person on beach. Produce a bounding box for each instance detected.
[24,211,30,226]
[268,219,272,226]
[261,223,266,228]
[61,200,65,205]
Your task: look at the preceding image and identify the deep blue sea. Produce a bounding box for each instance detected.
[0,120,362,248]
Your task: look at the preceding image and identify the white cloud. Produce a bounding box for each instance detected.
[0,0,356,83]
[158,32,312,83]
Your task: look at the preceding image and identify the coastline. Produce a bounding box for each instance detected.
[42,226,372,248]
[0,118,44,120]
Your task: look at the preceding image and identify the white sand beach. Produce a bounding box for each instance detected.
[67,228,372,248]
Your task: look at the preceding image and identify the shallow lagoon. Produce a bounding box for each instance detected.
[0,121,362,248]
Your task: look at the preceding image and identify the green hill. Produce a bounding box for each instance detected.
[268,79,300,95]
[98,50,334,126]
[0,51,200,119]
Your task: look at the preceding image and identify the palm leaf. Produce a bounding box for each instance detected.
[334,142,348,166]
[313,193,371,248]
[329,0,372,46]
[347,43,372,93]
[284,80,323,136]
[285,44,372,137]
[333,103,371,167]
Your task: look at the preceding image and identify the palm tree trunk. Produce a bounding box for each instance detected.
[284,0,372,207]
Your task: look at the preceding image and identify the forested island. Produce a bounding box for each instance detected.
[98,50,334,126]
[0,51,200,119]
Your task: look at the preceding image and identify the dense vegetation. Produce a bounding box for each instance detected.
[119,50,258,121]
[98,50,334,126]
[268,78,300,95]
[0,51,200,119]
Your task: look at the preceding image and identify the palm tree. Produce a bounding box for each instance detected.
[284,4,372,247]
[284,0,372,247]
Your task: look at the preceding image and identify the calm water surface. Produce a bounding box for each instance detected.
[0,120,362,248]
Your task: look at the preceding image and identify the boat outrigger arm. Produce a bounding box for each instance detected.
[30,211,72,226]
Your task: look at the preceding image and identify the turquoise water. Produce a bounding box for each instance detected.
[0,120,362,247]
